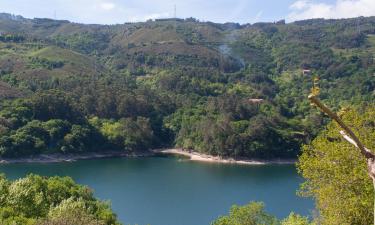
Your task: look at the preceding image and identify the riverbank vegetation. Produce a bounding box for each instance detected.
[0,14,374,159]
[0,174,120,225]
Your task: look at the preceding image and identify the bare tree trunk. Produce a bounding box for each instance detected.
[368,159,375,225]
[308,94,375,225]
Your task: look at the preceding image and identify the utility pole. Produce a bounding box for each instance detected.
[174,4,177,30]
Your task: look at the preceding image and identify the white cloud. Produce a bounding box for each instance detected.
[288,0,375,21]
[99,2,115,11]
[290,0,310,10]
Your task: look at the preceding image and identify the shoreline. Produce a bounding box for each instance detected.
[154,149,296,165]
[0,151,153,164]
[0,149,296,165]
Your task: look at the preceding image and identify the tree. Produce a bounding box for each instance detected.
[281,213,313,225]
[211,202,279,225]
[62,125,101,153]
[90,117,155,152]
[31,90,83,123]
[211,202,314,225]
[0,174,120,225]
[42,119,71,147]
[298,94,375,224]
[40,198,106,225]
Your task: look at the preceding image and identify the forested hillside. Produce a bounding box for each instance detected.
[0,13,374,159]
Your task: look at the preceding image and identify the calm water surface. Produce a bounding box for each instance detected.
[0,156,314,225]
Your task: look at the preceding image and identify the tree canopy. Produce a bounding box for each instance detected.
[0,174,120,225]
[298,104,375,225]
[211,202,313,225]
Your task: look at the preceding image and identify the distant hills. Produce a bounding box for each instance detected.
[0,13,373,159]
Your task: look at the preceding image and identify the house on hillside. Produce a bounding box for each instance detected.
[302,69,311,75]
[248,98,264,104]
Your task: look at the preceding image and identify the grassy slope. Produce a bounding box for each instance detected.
[30,46,102,75]
[0,43,103,79]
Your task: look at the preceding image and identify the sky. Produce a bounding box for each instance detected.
[0,0,374,24]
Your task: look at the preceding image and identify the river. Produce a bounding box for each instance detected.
[0,155,314,225]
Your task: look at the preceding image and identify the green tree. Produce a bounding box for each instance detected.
[40,198,106,225]
[281,213,313,225]
[0,174,120,225]
[31,90,83,123]
[298,105,375,225]
[211,202,314,225]
[62,125,101,153]
[211,202,279,225]
[42,119,71,148]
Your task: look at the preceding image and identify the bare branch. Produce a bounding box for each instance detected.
[308,94,374,159]
[340,130,373,154]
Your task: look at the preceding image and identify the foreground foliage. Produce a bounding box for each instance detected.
[0,174,120,225]
[298,104,375,225]
[211,202,313,225]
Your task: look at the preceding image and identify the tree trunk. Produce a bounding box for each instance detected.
[373,179,375,225]
[368,159,375,225]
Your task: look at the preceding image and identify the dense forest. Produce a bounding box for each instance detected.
[0,13,374,159]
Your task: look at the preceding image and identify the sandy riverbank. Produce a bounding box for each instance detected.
[155,149,296,165]
[0,149,296,165]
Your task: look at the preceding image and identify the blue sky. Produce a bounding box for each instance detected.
[0,0,374,24]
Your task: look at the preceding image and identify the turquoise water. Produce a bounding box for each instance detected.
[0,156,314,225]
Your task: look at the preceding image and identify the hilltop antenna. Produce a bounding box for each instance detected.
[174,4,177,18]
[54,10,57,20]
